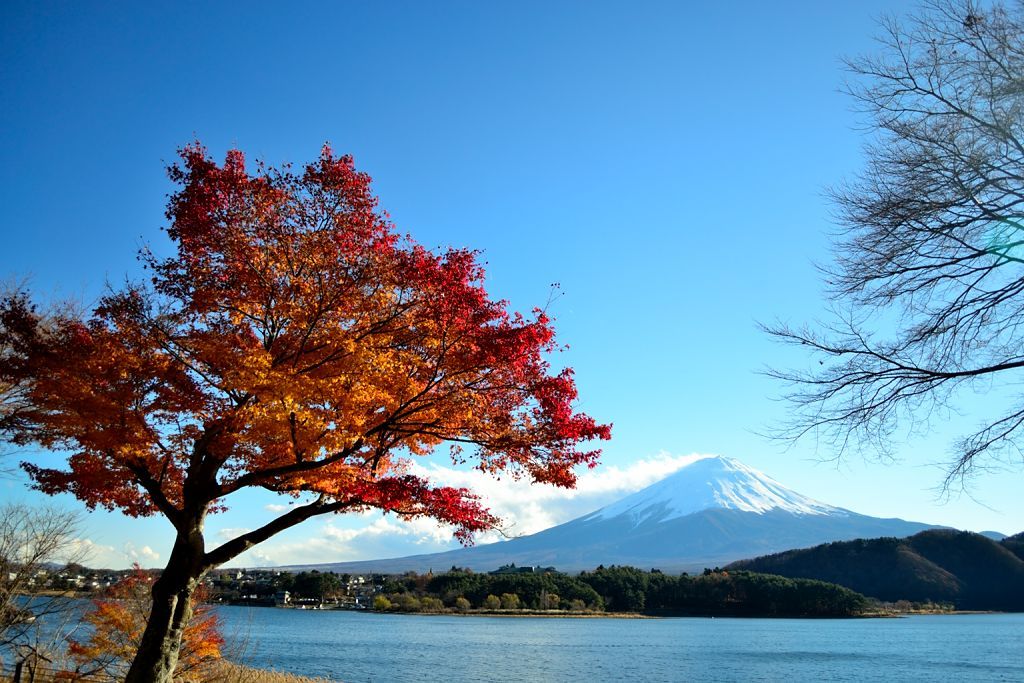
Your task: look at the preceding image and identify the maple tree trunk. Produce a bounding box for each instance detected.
[124,519,207,683]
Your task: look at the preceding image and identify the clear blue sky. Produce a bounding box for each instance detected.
[2,1,1020,569]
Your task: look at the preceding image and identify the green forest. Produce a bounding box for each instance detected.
[729,530,1024,611]
[376,566,869,617]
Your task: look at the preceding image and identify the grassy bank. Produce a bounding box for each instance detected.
[0,660,333,683]
[208,660,335,682]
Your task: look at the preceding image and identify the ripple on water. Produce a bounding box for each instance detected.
[219,610,1024,683]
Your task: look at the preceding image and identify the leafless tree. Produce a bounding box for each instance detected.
[0,504,84,661]
[766,0,1024,484]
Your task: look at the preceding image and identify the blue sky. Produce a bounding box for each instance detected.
[2,1,1021,569]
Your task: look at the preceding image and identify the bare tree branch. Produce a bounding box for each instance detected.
[767,0,1024,483]
[0,504,83,650]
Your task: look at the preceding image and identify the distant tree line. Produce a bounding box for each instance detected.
[277,571,343,601]
[374,566,868,617]
[425,569,603,611]
[579,566,867,616]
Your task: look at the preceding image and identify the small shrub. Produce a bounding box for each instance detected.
[419,596,444,612]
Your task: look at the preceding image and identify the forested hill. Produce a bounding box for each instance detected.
[1002,531,1024,562]
[727,530,1024,611]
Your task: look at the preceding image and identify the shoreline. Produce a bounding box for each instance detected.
[21,591,1004,619]
[364,608,1004,620]
[383,609,653,619]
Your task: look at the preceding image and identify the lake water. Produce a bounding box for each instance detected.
[219,608,1024,682]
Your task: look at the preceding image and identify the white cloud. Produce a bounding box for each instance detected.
[264,504,288,513]
[405,451,713,541]
[238,452,715,567]
[238,513,461,567]
[322,517,407,543]
[217,527,253,542]
[123,541,160,565]
[245,548,276,566]
[58,537,116,565]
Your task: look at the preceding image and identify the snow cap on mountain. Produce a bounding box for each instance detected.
[589,455,843,523]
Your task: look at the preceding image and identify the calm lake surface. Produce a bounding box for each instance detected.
[219,608,1024,682]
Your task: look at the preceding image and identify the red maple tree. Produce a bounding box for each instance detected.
[0,144,610,681]
[64,566,223,681]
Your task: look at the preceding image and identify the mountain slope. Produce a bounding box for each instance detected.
[1002,531,1024,561]
[276,455,941,574]
[727,529,1024,610]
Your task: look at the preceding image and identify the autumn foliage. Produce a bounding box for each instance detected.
[64,567,224,681]
[0,143,609,680]
[3,144,609,529]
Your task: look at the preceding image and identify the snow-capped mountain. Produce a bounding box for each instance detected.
[277,455,940,574]
[589,455,841,521]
